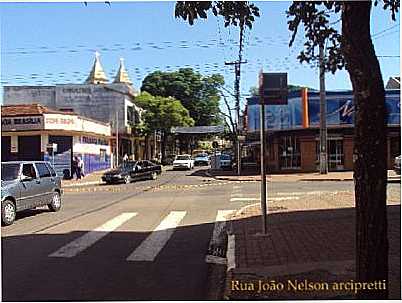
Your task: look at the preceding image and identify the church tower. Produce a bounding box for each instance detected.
[113,58,132,85]
[85,51,109,84]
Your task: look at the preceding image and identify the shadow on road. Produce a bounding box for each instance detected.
[2,205,400,301]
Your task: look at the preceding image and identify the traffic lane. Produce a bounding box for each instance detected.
[1,169,190,236]
[2,181,233,300]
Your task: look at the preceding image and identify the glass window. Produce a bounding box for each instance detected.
[279,135,301,169]
[1,163,20,181]
[36,163,51,178]
[100,149,106,162]
[22,164,37,179]
[46,162,57,177]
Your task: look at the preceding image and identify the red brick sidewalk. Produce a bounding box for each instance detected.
[225,205,401,300]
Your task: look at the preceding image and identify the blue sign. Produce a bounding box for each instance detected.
[247,90,400,132]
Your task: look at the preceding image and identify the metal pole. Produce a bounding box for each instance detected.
[116,110,119,167]
[260,99,267,234]
[237,139,241,175]
[319,43,328,174]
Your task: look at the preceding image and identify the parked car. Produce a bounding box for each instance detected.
[102,160,162,184]
[194,153,210,166]
[394,155,401,175]
[220,154,232,170]
[173,155,194,170]
[1,161,62,226]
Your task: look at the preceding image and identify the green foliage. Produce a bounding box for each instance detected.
[286,1,399,74]
[135,92,194,134]
[175,1,260,29]
[141,68,224,126]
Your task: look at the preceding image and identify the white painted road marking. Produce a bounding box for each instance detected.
[49,212,137,258]
[126,211,186,262]
[206,210,234,264]
[226,234,236,271]
[230,197,300,202]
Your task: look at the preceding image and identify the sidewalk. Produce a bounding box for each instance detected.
[207,169,400,182]
[224,194,401,300]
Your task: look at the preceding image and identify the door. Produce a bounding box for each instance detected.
[132,161,146,180]
[18,136,41,161]
[19,163,42,210]
[34,162,55,206]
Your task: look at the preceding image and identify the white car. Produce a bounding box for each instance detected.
[173,154,194,170]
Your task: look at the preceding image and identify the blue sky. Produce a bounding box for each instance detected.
[1,1,400,107]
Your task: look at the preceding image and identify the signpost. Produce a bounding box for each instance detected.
[259,71,288,235]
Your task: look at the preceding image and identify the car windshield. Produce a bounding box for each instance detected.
[221,155,231,160]
[176,155,190,160]
[195,154,208,158]
[118,162,136,170]
[1,163,20,181]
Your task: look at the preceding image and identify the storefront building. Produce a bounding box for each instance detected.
[1,104,111,177]
[2,53,159,165]
[245,89,400,173]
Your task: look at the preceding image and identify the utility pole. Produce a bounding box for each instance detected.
[225,60,247,175]
[116,110,119,167]
[319,43,328,174]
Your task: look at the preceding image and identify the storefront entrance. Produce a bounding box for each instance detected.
[279,135,301,170]
[316,138,344,171]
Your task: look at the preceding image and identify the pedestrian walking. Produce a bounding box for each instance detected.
[77,156,84,179]
[72,156,79,180]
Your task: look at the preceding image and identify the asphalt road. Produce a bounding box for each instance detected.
[1,168,400,300]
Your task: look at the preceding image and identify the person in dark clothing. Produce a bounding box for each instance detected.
[72,156,80,180]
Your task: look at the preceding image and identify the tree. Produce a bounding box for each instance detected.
[135,92,194,161]
[141,68,224,126]
[175,0,399,299]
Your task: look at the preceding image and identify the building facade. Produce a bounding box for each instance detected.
[244,89,400,173]
[3,53,157,165]
[1,104,111,177]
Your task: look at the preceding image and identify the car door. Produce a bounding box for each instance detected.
[34,162,55,206]
[135,161,148,180]
[19,163,42,210]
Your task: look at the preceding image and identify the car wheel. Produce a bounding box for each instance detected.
[124,175,131,184]
[48,191,62,212]
[150,172,157,180]
[1,199,16,226]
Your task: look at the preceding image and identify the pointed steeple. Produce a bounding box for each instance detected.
[113,58,132,85]
[85,51,109,84]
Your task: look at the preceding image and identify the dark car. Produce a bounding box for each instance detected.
[1,161,63,226]
[102,160,162,184]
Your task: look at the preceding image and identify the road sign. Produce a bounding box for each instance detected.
[259,72,288,105]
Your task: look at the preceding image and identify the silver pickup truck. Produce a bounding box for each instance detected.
[1,161,62,226]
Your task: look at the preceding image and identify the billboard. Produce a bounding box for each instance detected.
[308,91,400,126]
[247,90,400,132]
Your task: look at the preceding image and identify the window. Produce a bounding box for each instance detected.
[100,149,107,162]
[279,136,301,169]
[46,163,57,177]
[35,163,51,178]
[22,164,37,179]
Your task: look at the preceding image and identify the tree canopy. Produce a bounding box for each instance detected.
[141,68,224,127]
[135,92,194,134]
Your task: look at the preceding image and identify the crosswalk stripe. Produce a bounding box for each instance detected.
[49,212,137,258]
[126,211,186,262]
